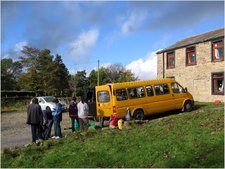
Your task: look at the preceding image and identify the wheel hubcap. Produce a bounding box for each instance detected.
[186,104,191,110]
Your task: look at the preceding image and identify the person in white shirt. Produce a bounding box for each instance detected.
[77,96,89,131]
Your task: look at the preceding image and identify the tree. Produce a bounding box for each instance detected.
[18,46,70,96]
[18,68,41,93]
[88,64,137,87]
[105,64,138,83]
[88,69,98,89]
[73,70,88,96]
[51,54,70,96]
[18,47,42,94]
[37,49,54,95]
[88,64,137,86]
[88,67,111,88]
[19,46,40,70]
[1,58,22,90]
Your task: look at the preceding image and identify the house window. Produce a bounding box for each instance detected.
[212,72,224,95]
[186,47,196,65]
[167,52,175,69]
[212,40,224,61]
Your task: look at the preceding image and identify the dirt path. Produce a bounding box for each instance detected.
[1,111,73,150]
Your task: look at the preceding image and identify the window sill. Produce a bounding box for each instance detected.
[212,59,224,62]
[212,93,224,95]
[186,63,197,66]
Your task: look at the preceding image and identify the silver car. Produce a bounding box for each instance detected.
[31,96,67,111]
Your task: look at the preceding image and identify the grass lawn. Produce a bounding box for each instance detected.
[1,100,29,112]
[1,102,224,168]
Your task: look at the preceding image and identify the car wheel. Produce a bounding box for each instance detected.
[183,100,192,112]
[133,109,144,120]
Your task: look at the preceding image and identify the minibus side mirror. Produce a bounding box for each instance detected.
[184,87,188,93]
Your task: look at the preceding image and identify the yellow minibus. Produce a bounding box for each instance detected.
[95,78,194,120]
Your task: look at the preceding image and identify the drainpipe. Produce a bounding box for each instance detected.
[162,52,165,78]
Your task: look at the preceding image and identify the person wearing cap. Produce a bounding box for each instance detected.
[69,96,79,132]
[52,98,62,139]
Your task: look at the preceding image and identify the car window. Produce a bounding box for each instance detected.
[154,84,170,95]
[40,98,45,103]
[146,85,154,96]
[171,82,185,93]
[44,97,55,102]
[98,91,110,102]
[115,89,128,101]
[128,86,145,99]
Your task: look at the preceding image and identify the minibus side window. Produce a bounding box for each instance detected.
[146,85,154,96]
[171,82,185,93]
[97,91,110,102]
[116,89,128,101]
[128,86,145,99]
[154,84,170,95]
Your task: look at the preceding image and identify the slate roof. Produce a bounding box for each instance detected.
[157,28,224,54]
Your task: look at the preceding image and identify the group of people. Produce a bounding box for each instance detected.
[26,96,89,143]
[68,96,89,132]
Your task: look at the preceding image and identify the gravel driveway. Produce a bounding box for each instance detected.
[1,111,73,150]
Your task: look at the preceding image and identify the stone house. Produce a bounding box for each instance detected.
[157,28,224,102]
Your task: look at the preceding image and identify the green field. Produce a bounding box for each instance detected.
[1,102,224,168]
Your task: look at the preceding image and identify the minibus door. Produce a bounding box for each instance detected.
[96,85,113,118]
[171,82,187,109]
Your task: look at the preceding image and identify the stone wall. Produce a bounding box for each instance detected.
[157,41,224,102]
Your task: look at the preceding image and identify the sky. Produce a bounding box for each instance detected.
[1,1,224,80]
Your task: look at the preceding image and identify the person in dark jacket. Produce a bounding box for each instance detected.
[69,97,79,132]
[27,97,43,143]
[42,107,53,139]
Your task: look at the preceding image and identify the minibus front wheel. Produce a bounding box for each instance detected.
[183,100,192,112]
[133,109,144,120]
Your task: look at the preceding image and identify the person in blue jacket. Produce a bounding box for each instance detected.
[52,98,62,139]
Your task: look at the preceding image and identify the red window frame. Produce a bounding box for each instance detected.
[186,47,196,65]
[212,40,224,62]
[167,52,175,69]
[212,72,224,95]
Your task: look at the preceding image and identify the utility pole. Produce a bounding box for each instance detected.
[97,60,100,86]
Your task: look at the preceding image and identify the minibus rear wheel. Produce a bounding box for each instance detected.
[133,109,144,120]
[184,100,192,112]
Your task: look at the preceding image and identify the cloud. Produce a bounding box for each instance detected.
[14,41,28,52]
[126,51,157,80]
[66,29,99,63]
[2,41,28,60]
[3,1,111,51]
[120,1,224,34]
[3,1,223,50]
[121,11,147,35]
[147,2,223,32]
[23,2,82,50]
[2,1,224,68]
